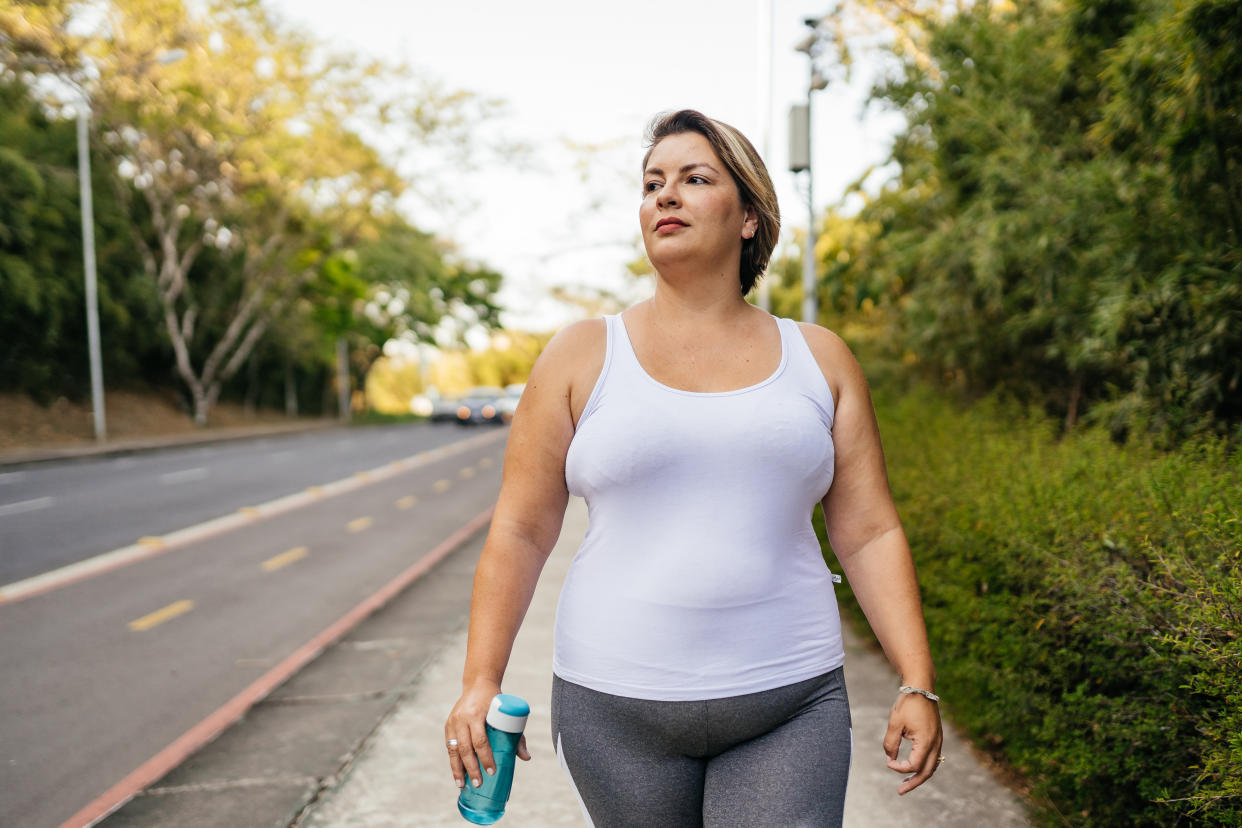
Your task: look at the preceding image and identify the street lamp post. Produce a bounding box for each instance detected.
[756,0,775,312]
[76,48,186,441]
[77,105,106,441]
[791,19,829,325]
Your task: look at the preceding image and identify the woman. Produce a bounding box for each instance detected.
[445,110,942,826]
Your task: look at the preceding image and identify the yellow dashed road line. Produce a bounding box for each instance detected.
[129,600,194,631]
[459,467,476,479]
[347,516,373,533]
[433,479,451,493]
[479,457,494,468]
[137,536,165,550]
[396,495,418,510]
[262,546,308,572]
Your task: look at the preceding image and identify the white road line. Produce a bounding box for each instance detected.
[110,458,137,469]
[0,471,27,485]
[0,496,54,517]
[159,467,209,485]
[0,428,507,604]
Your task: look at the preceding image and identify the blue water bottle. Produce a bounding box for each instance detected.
[457,693,530,825]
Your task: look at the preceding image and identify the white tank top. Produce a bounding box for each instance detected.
[555,313,845,701]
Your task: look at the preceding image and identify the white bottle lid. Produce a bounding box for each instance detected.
[485,693,529,734]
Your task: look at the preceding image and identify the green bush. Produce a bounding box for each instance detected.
[825,386,1242,826]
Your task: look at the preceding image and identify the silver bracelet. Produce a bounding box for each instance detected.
[898,685,940,702]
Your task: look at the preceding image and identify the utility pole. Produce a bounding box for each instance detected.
[77,106,106,441]
[756,0,775,312]
[792,19,829,324]
[74,49,185,440]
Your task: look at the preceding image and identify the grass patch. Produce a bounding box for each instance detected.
[348,410,426,426]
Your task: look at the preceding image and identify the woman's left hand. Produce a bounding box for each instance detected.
[883,693,943,794]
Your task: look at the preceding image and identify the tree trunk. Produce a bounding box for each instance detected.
[322,364,335,417]
[1064,373,1083,432]
[284,360,298,417]
[192,385,210,427]
[336,338,351,423]
[245,354,259,416]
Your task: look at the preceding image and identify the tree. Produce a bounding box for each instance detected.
[2,0,506,424]
[0,74,161,400]
[841,0,1242,439]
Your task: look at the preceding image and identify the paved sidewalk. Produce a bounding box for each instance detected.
[300,497,1031,828]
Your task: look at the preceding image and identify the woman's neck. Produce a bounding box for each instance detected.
[648,255,748,313]
[644,274,753,330]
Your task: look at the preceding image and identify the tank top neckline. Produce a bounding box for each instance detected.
[614,312,790,398]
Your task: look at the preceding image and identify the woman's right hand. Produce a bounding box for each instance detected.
[445,680,500,790]
[445,680,531,789]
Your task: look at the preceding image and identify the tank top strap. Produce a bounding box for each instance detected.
[775,317,836,421]
[574,315,620,432]
[607,312,647,378]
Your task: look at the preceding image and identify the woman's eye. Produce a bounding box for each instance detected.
[644,181,661,193]
[687,175,707,184]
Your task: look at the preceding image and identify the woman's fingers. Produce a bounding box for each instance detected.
[882,715,904,763]
[469,722,498,785]
[895,733,941,794]
[446,687,499,789]
[448,720,489,789]
[882,695,944,794]
[517,733,531,761]
[446,729,467,789]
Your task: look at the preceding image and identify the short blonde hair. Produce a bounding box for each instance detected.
[643,110,780,295]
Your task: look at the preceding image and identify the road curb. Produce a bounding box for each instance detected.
[63,506,496,828]
[0,420,342,469]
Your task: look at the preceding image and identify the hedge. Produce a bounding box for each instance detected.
[824,387,1242,826]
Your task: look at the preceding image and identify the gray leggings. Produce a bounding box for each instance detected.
[550,668,852,827]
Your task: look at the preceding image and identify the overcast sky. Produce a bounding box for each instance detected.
[265,0,905,334]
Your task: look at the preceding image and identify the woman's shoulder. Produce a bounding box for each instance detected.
[790,321,867,397]
[527,318,608,421]
[539,317,607,368]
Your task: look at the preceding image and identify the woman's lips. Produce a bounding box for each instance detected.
[655,219,687,233]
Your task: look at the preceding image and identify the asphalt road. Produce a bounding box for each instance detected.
[0,422,487,585]
[0,423,508,828]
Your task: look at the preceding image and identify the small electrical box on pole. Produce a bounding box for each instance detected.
[788,104,810,173]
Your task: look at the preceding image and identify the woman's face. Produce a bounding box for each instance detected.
[640,132,757,274]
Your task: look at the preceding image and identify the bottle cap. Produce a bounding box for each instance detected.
[485,693,529,733]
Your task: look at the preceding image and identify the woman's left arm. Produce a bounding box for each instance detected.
[800,324,943,795]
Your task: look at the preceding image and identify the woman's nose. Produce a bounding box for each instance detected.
[657,184,679,207]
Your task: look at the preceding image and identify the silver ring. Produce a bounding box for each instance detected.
[936,754,946,766]
[447,739,459,748]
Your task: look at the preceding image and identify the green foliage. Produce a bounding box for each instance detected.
[0,1,507,422]
[0,76,162,400]
[348,409,423,426]
[828,385,1242,825]
[818,0,1242,440]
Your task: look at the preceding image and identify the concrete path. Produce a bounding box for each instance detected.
[301,497,1031,828]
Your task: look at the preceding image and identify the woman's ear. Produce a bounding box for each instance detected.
[742,205,759,240]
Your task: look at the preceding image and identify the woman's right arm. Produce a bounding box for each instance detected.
[444,319,604,791]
